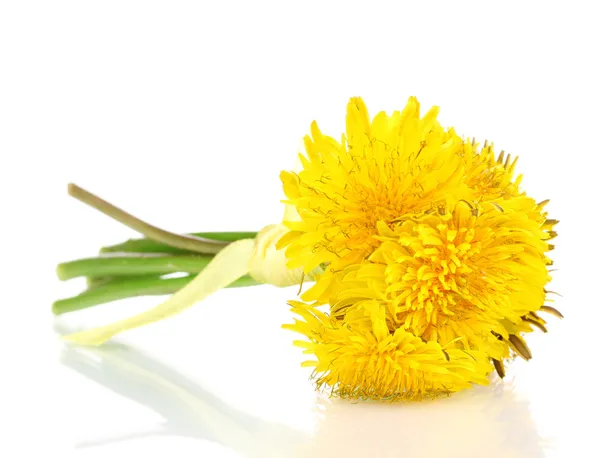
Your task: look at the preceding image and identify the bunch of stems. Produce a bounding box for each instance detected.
[53,184,259,315]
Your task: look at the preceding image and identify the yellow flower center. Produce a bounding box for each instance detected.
[386,221,482,332]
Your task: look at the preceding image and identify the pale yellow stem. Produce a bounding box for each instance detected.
[63,239,255,346]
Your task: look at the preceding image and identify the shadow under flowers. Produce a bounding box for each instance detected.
[57,323,545,458]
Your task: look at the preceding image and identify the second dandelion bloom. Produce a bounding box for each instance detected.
[280,97,560,400]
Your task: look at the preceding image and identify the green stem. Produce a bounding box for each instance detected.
[57,254,214,281]
[100,232,258,255]
[53,274,260,314]
[68,184,228,255]
[86,276,137,289]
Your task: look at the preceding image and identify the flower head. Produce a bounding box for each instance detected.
[333,198,553,361]
[284,300,491,401]
[281,97,559,399]
[279,97,522,304]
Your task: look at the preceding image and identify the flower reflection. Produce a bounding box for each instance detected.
[299,382,546,458]
[58,335,305,457]
[57,322,545,458]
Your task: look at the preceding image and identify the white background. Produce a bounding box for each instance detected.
[1,1,598,457]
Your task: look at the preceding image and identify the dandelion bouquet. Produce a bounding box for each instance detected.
[55,97,561,401]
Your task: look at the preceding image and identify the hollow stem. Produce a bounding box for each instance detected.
[57,254,214,281]
[53,274,260,314]
[68,183,228,254]
[100,231,258,255]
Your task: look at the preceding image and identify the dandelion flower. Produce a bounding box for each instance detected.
[279,97,523,304]
[284,300,491,400]
[333,199,554,362]
[281,97,559,398]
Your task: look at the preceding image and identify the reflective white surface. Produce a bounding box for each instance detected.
[59,340,546,458]
[42,281,589,458]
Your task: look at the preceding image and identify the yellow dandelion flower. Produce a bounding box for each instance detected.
[284,300,491,401]
[281,97,559,398]
[279,97,522,304]
[332,199,555,362]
